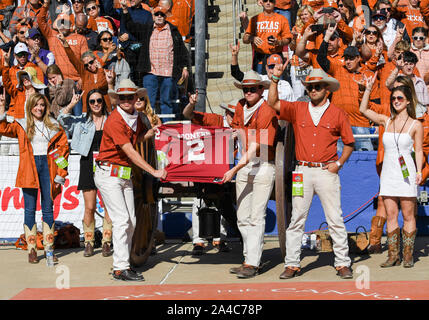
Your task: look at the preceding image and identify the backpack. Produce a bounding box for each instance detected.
[54,224,81,249]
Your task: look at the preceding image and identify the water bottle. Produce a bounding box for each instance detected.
[46,247,54,267]
[301,234,309,249]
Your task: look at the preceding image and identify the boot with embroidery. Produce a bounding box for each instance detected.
[24,224,38,264]
[83,220,95,257]
[43,222,58,262]
[380,227,401,267]
[367,216,386,254]
[101,218,113,257]
[402,229,417,268]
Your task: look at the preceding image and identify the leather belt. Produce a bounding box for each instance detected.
[297,160,328,168]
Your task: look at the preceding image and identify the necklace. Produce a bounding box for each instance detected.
[93,115,105,131]
[34,120,51,142]
[393,115,409,154]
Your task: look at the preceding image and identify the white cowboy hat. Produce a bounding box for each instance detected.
[108,79,148,101]
[16,67,47,90]
[301,68,340,92]
[233,70,270,90]
[219,98,239,114]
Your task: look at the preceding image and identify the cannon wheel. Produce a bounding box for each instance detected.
[130,129,159,267]
[275,121,295,260]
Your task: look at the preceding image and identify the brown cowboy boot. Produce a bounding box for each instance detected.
[43,222,58,262]
[402,229,417,268]
[24,224,38,264]
[368,216,386,254]
[83,220,95,257]
[101,218,113,257]
[380,228,401,267]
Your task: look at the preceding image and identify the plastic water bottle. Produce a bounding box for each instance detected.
[301,234,309,249]
[310,234,317,250]
[46,247,54,267]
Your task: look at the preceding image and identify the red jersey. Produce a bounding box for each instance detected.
[154,124,233,183]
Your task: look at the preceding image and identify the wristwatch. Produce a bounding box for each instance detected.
[335,161,342,169]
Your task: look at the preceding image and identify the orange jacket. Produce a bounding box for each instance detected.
[0,116,70,200]
[2,67,27,119]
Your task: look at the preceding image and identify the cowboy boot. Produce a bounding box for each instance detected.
[380,228,401,267]
[402,229,417,268]
[83,220,95,257]
[24,224,38,264]
[101,218,113,257]
[43,222,58,262]
[368,216,386,254]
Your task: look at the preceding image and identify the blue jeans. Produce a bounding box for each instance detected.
[143,73,177,123]
[274,8,292,30]
[23,155,54,229]
[337,126,374,153]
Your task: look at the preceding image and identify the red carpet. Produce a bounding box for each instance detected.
[11,280,429,300]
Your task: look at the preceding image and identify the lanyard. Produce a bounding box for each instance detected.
[393,116,409,154]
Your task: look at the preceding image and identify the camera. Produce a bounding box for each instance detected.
[321,7,335,14]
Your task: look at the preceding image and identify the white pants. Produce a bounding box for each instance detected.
[94,165,136,271]
[235,161,275,267]
[192,198,227,244]
[285,165,351,268]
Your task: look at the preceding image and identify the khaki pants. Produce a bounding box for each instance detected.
[94,165,136,271]
[285,165,351,268]
[236,161,275,267]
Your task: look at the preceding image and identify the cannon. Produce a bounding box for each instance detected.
[129,121,295,266]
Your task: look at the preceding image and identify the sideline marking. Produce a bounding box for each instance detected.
[12,280,429,300]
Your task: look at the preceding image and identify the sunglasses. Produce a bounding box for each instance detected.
[72,0,83,3]
[154,12,166,17]
[242,86,261,94]
[338,3,344,7]
[84,59,95,68]
[373,16,386,21]
[137,97,146,102]
[413,36,425,41]
[306,84,324,91]
[101,37,112,42]
[89,98,103,105]
[119,94,136,101]
[365,30,378,35]
[391,95,405,102]
[16,52,28,58]
[87,5,97,11]
[262,0,275,3]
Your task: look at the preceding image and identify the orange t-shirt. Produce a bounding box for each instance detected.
[88,16,115,35]
[275,0,292,10]
[192,112,224,128]
[230,99,278,162]
[395,6,427,37]
[302,0,325,11]
[97,108,146,167]
[245,12,292,55]
[166,0,195,44]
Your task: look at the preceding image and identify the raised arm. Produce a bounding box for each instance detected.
[360,73,388,126]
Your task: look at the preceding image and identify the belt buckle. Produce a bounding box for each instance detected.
[307,162,313,168]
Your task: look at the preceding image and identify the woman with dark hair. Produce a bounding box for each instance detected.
[363,25,387,58]
[360,75,424,268]
[0,93,69,264]
[337,0,360,28]
[57,33,111,113]
[58,89,113,257]
[410,27,429,84]
[94,30,117,70]
[46,64,76,118]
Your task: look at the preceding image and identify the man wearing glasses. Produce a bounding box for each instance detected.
[122,2,189,123]
[94,79,167,281]
[267,67,354,280]
[38,0,88,115]
[222,71,278,279]
[243,0,292,74]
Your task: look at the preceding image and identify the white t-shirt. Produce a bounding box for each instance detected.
[31,120,51,155]
[261,74,295,102]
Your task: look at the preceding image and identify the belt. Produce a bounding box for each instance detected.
[296,160,331,168]
[96,160,112,167]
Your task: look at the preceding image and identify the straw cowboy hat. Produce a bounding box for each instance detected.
[301,68,340,92]
[16,67,47,90]
[108,79,148,101]
[233,70,270,90]
[219,98,239,114]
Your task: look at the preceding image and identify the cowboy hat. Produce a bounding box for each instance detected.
[108,78,147,101]
[219,98,239,114]
[233,70,270,90]
[16,67,47,90]
[301,68,340,92]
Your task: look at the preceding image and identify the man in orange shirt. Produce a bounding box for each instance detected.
[392,0,427,39]
[222,71,278,279]
[274,0,293,28]
[318,24,379,151]
[243,0,292,74]
[267,68,354,280]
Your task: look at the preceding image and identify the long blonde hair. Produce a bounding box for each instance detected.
[295,5,315,30]
[26,93,60,141]
[138,95,161,126]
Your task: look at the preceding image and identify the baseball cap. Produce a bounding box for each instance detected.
[153,6,168,14]
[372,10,387,19]
[14,42,29,55]
[343,46,360,58]
[266,54,283,65]
[28,28,41,39]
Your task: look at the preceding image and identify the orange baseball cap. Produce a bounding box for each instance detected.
[266,54,283,65]
[153,6,168,14]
